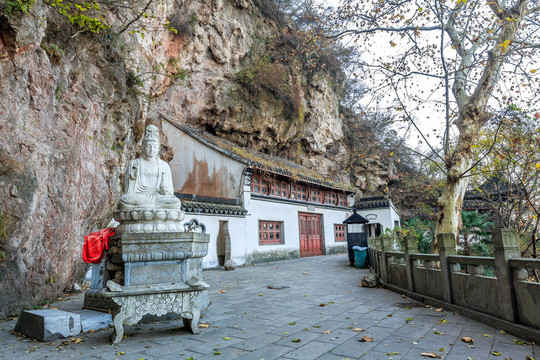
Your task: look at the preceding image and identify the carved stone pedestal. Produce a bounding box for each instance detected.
[102,282,208,344]
[84,230,210,344]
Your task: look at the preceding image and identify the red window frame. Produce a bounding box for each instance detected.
[334,224,346,242]
[270,180,289,198]
[251,174,269,195]
[309,188,323,203]
[325,191,337,205]
[252,175,345,207]
[259,220,283,245]
[338,193,347,207]
[291,184,308,201]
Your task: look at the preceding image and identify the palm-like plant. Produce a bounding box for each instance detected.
[461,211,494,256]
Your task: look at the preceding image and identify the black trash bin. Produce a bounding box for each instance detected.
[343,209,369,266]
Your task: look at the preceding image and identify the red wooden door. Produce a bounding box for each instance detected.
[298,213,323,257]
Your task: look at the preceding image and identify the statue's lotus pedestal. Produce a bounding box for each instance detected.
[84,231,210,344]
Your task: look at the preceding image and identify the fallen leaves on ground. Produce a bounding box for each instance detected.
[435,308,443,312]
[352,328,364,332]
[386,352,398,355]
[525,356,535,360]
[319,303,326,307]
[492,351,502,356]
[213,351,222,355]
[198,323,210,328]
[433,330,445,335]
[217,290,225,293]
[420,352,441,358]
[222,337,231,341]
[513,339,530,345]
[292,339,301,343]
[358,335,373,342]
[322,330,332,334]
[482,334,492,337]
[288,322,296,325]
[461,336,474,344]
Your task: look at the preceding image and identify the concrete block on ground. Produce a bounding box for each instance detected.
[74,309,112,332]
[14,309,81,341]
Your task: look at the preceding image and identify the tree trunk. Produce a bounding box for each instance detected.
[433,161,470,252]
[434,107,483,252]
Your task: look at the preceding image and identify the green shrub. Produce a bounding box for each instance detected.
[234,55,303,121]
[4,0,35,18]
[42,43,64,62]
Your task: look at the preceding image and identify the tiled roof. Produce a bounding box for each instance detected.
[161,115,354,192]
[343,209,369,224]
[400,199,494,221]
[355,196,390,210]
[176,193,248,215]
[181,199,248,215]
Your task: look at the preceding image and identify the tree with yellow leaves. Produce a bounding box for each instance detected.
[320,0,539,250]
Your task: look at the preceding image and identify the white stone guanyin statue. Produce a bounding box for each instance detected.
[118,125,181,210]
[114,125,184,233]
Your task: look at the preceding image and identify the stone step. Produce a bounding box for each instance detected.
[73,309,112,332]
[14,309,81,341]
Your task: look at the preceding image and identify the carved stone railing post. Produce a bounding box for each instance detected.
[403,235,418,292]
[367,238,374,272]
[379,236,391,283]
[492,229,520,322]
[438,233,457,303]
[371,238,380,276]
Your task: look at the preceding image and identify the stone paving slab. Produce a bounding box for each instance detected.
[0,254,537,360]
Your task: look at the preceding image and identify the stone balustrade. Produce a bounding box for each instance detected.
[367,229,540,343]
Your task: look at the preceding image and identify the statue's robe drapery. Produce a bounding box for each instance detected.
[118,158,181,210]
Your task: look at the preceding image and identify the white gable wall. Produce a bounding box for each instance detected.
[182,213,248,269]
[163,121,246,199]
[357,201,401,236]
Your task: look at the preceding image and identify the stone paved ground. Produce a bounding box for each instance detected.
[0,254,537,360]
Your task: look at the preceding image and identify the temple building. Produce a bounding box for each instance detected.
[161,116,356,268]
[354,196,401,238]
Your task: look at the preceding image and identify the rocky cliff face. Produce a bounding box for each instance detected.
[0,0,393,316]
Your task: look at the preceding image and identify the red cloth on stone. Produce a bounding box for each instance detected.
[82,227,115,264]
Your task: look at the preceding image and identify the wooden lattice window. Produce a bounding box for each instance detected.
[252,174,269,195]
[270,180,289,198]
[291,184,308,201]
[338,193,347,207]
[309,188,323,203]
[325,191,337,205]
[334,224,346,242]
[259,221,283,245]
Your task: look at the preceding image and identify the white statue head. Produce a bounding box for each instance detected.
[142,125,160,159]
